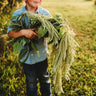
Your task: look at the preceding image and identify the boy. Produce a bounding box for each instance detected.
[7,0,52,96]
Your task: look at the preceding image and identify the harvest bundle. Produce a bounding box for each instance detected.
[8,11,79,95]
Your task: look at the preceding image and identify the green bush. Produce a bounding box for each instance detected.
[0,54,26,96]
[0,0,23,35]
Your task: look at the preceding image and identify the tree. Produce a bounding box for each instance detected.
[0,0,22,12]
[7,0,16,8]
[0,0,8,11]
[94,0,96,5]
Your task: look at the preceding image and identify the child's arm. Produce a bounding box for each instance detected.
[8,28,38,39]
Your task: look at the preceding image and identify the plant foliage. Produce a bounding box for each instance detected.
[8,11,79,95]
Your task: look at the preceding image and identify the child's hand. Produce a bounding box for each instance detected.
[35,27,39,35]
[22,28,38,39]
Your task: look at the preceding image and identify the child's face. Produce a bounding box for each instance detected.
[24,0,42,8]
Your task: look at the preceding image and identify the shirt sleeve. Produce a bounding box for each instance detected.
[45,11,51,16]
[42,9,51,17]
[7,12,18,34]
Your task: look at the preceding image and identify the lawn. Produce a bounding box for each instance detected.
[0,0,96,96]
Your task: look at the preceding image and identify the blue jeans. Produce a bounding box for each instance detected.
[23,58,52,96]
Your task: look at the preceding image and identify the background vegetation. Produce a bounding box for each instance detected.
[0,0,96,96]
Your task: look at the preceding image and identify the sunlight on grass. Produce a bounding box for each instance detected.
[0,0,96,95]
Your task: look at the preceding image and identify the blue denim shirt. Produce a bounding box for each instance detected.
[7,5,51,64]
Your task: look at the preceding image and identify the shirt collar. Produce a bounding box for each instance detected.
[23,5,41,14]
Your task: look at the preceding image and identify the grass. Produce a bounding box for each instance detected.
[0,0,96,96]
[42,0,96,95]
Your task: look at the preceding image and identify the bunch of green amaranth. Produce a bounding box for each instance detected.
[8,11,79,95]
